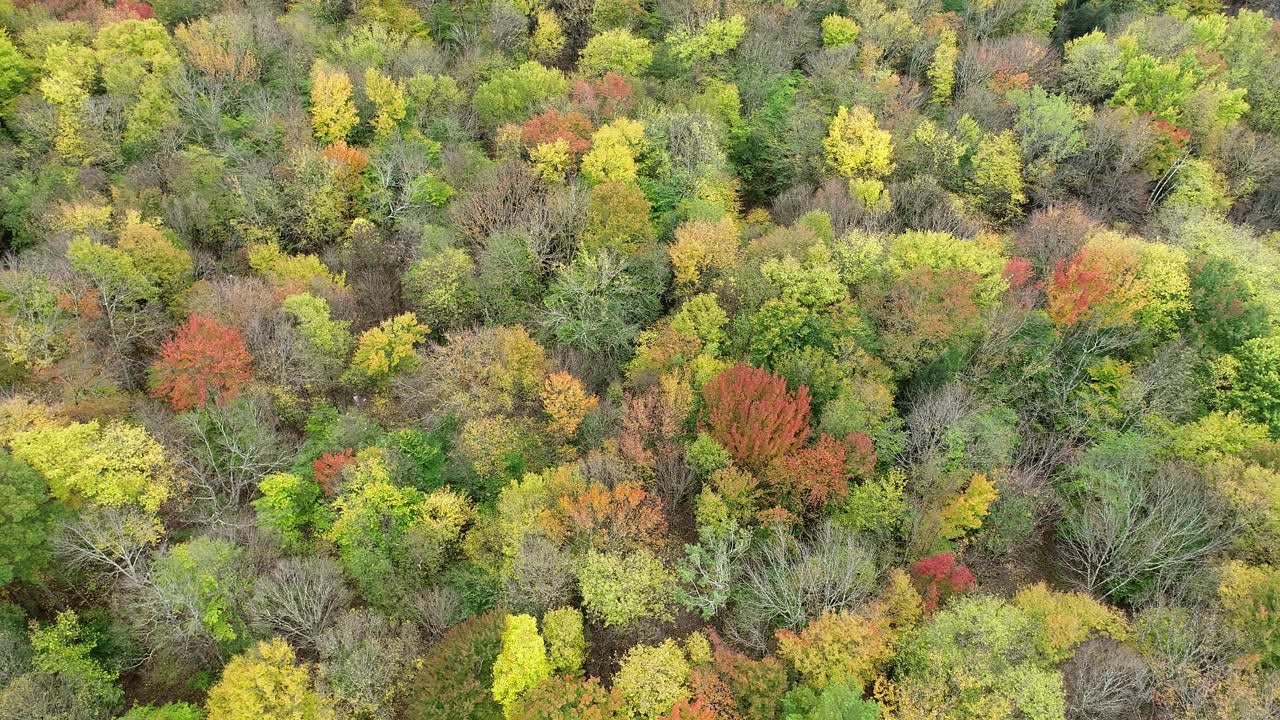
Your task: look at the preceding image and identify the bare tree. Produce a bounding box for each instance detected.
[1062,639,1152,720]
[1060,462,1231,601]
[52,507,157,590]
[249,557,352,650]
[729,522,879,651]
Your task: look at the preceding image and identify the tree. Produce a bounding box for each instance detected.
[509,675,622,720]
[540,250,658,363]
[542,607,585,676]
[472,62,568,128]
[927,29,957,107]
[578,548,676,627]
[896,596,1066,720]
[492,614,553,716]
[310,60,359,144]
[345,312,428,386]
[11,420,173,513]
[909,553,976,612]
[966,130,1026,222]
[143,536,253,657]
[1220,336,1280,435]
[365,67,407,139]
[579,29,653,76]
[582,181,655,255]
[149,314,254,411]
[0,451,59,587]
[702,364,811,470]
[824,106,895,180]
[614,640,691,720]
[250,557,351,651]
[540,371,599,439]
[580,118,645,184]
[821,16,860,48]
[0,29,30,108]
[206,638,333,720]
[405,612,504,720]
[11,610,123,720]
[314,608,422,720]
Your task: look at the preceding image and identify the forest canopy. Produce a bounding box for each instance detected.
[0,0,1279,718]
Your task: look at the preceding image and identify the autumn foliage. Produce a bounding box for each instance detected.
[149,314,253,411]
[660,699,717,720]
[544,481,668,552]
[1046,247,1119,326]
[313,448,354,496]
[767,434,849,510]
[702,364,811,470]
[910,552,976,612]
[522,109,594,157]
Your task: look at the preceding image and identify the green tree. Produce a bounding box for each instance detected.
[253,472,324,553]
[472,62,568,128]
[579,29,652,76]
[1221,336,1280,435]
[540,250,659,363]
[344,312,428,386]
[613,640,690,720]
[0,451,59,587]
[966,130,1026,222]
[578,548,676,627]
[149,537,253,652]
[927,29,957,107]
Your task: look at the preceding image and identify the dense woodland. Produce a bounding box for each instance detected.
[2,0,1280,717]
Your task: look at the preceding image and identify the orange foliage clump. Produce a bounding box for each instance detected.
[314,448,354,496]
[522,109,594,157]
[540,371,599,438]
[543,480,668,552]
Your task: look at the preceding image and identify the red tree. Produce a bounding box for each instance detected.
[1046,248,1117,326]
[571,72,634,121]
[703,364,810,470]
[314,448,354,496]
[521,109,594,157]
[661,699,717,720]
[769,434,848,509]
[149,314,253,411]
[910,553,975,612]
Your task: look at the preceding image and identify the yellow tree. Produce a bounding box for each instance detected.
[39,42,99,160]
[206,638,334,720]
[824,105,895,208]
[824,105,895,179]
[310,60,359,144]
[927,28,957,107]
[364,67,407,139]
